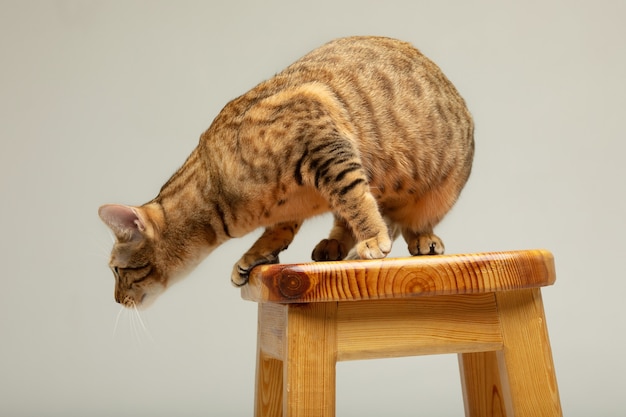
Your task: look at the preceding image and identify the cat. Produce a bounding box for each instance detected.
[99,36,474,308]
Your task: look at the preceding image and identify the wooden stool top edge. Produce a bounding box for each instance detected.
[241,249,556,303]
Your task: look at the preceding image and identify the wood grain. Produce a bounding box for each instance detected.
[494,289,563,416]
[254,352,283,417]
[459,351,507,417]
[336,295,503,361]
[283,303,337,417]
[242,249,556,303]
[247,250,562,417]
[257,303,286,360]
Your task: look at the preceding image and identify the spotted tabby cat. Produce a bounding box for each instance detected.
[99,36,474,308]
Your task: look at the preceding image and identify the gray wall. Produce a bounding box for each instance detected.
[1,1,624,416]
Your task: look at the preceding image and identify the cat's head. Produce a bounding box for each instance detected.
[98,203,207,309]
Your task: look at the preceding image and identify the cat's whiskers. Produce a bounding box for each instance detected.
[132,302,155,344]
[113,305,125,338]
[129,305,140,345]
[111,300,155,346]
[124,302,142,347]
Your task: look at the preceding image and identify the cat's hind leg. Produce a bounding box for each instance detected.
[231,221,301,286]
[401,227,445,256]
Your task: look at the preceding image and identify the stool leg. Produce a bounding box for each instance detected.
[255,303,287,417]
[495,289,562,417]
[255,351,283,417]
[459,351,507,417]
[284,303,338,417]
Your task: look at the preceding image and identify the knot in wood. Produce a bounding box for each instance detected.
[277,270,310,299]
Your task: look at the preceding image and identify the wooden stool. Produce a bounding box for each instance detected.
[241,249,562,417]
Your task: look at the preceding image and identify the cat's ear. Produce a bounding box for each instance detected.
[98,204,146,242]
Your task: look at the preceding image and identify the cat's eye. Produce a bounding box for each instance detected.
[110,264,151,285]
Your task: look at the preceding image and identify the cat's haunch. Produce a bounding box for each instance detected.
[99,36,474,308]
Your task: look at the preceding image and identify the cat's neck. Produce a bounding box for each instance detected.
[145,147,226,255]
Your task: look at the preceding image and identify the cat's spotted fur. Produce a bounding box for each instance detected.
[99,36,474,308]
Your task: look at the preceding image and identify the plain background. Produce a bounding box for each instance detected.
[1,1,624,416]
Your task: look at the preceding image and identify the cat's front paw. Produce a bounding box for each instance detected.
[231,254,280,287]
[312,239,348,261]
[355,233,392,259]
[231,264,251,287]
[407,233,445,256]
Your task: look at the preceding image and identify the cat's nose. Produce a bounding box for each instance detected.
[114,290,132,306]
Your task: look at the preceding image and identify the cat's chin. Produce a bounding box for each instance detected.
[133,294,155,310]
[138,287,169,309]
